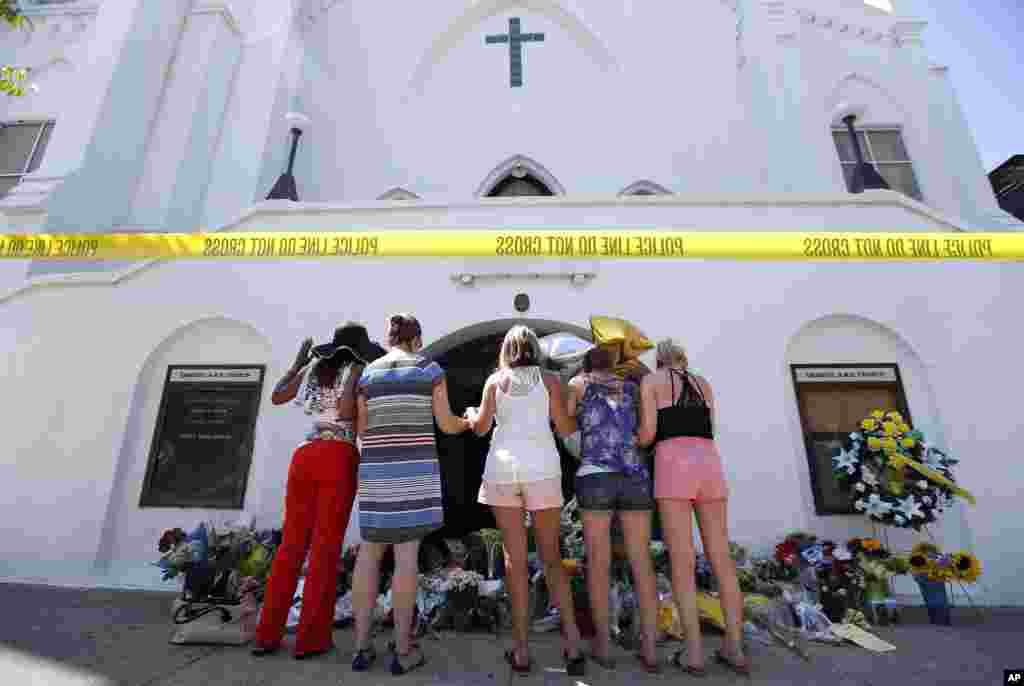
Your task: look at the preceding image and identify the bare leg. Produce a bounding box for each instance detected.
[391,540,421,656]
[352,542,386,651]
[658,498,703,668]
[492,505,530,665]
[620,510,659,665]
[695,500,747,667]
[532,507,583,659]
[581,511,613,661]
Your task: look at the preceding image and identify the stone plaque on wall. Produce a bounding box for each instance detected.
[140,365,265,509]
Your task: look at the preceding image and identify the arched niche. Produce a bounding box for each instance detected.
[783,313,971,577]
[93,317,273,586]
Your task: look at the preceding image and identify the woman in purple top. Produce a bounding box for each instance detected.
[567,342,660,673]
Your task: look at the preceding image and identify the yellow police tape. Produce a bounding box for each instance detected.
[1,231,1022,260]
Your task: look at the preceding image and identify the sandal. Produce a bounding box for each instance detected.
[504,649,533,675]
[671,649,706,677]
[391,646,427,676]
[564,650,586,677]
[714,649,751,676]
[637,654,662,674]
[250,644,279,657]
[352,646,377,672]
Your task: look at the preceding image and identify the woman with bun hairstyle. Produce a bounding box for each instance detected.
[350,314,471,676]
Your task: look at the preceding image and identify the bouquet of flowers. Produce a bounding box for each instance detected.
[155,522,281,601]
[907,543,982,584]
[478,529,504,580]
[833,410,974,530]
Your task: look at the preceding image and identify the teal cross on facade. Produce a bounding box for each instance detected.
[485,18,544,88]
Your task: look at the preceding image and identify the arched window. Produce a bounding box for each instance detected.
[486,172,554,197]
[476,155,565,197]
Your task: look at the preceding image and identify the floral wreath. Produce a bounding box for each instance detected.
[832,410,972,530]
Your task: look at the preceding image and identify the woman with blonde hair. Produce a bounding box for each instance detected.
[464,325,586,676]
[638,338,749,676]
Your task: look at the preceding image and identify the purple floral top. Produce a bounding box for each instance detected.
[577,374,649,479]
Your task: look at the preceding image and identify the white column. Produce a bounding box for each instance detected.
[132,2,243,231]
[751,1,834,194]
[35,0,194,233]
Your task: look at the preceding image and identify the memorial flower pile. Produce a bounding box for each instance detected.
[833,410,975,530]
[154,521,281,599]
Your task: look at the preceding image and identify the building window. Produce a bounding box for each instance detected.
[790,364,911,516]
[486,172,553,197]
[832,127,922,201]
[0,120,55,198]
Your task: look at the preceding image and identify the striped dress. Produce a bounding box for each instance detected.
[357,349,445,543]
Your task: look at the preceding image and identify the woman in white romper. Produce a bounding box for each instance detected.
[465,325,586,676]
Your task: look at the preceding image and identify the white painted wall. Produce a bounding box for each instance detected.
[0,200,1021,603]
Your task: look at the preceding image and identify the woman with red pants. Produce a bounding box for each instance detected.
[252,323,384,659]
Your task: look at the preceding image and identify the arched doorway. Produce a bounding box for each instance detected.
[423,319,590,542]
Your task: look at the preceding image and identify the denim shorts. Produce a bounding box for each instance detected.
[575,471,654,512]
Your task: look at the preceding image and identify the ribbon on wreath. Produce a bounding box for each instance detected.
[886,453,975,505]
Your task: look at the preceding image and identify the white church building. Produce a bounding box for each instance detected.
[1,0,1022,605]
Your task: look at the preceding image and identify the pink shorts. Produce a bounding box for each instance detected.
[654,437,729,503]
[478,477,564,511]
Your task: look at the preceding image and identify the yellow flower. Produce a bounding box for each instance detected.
[867,436,882,451]
[898,423,911,434]
[952,553,982,583]
[886,411,903,422]
[861,418,878,431]
[901,437,916,449]
[882,422,898,436]
[871,410,886,419]
[881,437,898,452]
[908,553,932,576]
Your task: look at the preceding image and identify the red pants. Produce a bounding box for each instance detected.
[255,440,357,655]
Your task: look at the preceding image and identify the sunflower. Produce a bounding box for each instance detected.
[912,542,940,557]
[867,436,882,451]
[882,421,899,436]
[952,552,982,583]
[885,411,903,422]
[862,418,879,431]
[908,553,932,576]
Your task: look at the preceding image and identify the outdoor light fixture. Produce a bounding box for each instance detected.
[459,273,475,285]
[570,273,588,285]
[832,103,890,194]
[266,112,311,201]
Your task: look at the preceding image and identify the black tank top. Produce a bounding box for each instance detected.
[655,369,713,442]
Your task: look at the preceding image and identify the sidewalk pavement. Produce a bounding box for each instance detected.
[0,582,1018,686]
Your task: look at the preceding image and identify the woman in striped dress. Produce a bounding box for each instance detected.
[350,313,470,676]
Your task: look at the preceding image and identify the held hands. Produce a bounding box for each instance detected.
[462,407,479,433]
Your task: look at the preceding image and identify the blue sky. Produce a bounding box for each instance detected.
[908,1,1023,171]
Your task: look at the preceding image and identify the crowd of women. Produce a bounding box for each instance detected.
[248,315,751,678]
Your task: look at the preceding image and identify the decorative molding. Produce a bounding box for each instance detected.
[377,187,421,201]
[449,271,595,287]
[793,6,903,48]
[619,180,672,196]
[191,1,242,37]
[408,0,618,99]
[476,154,566,197]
